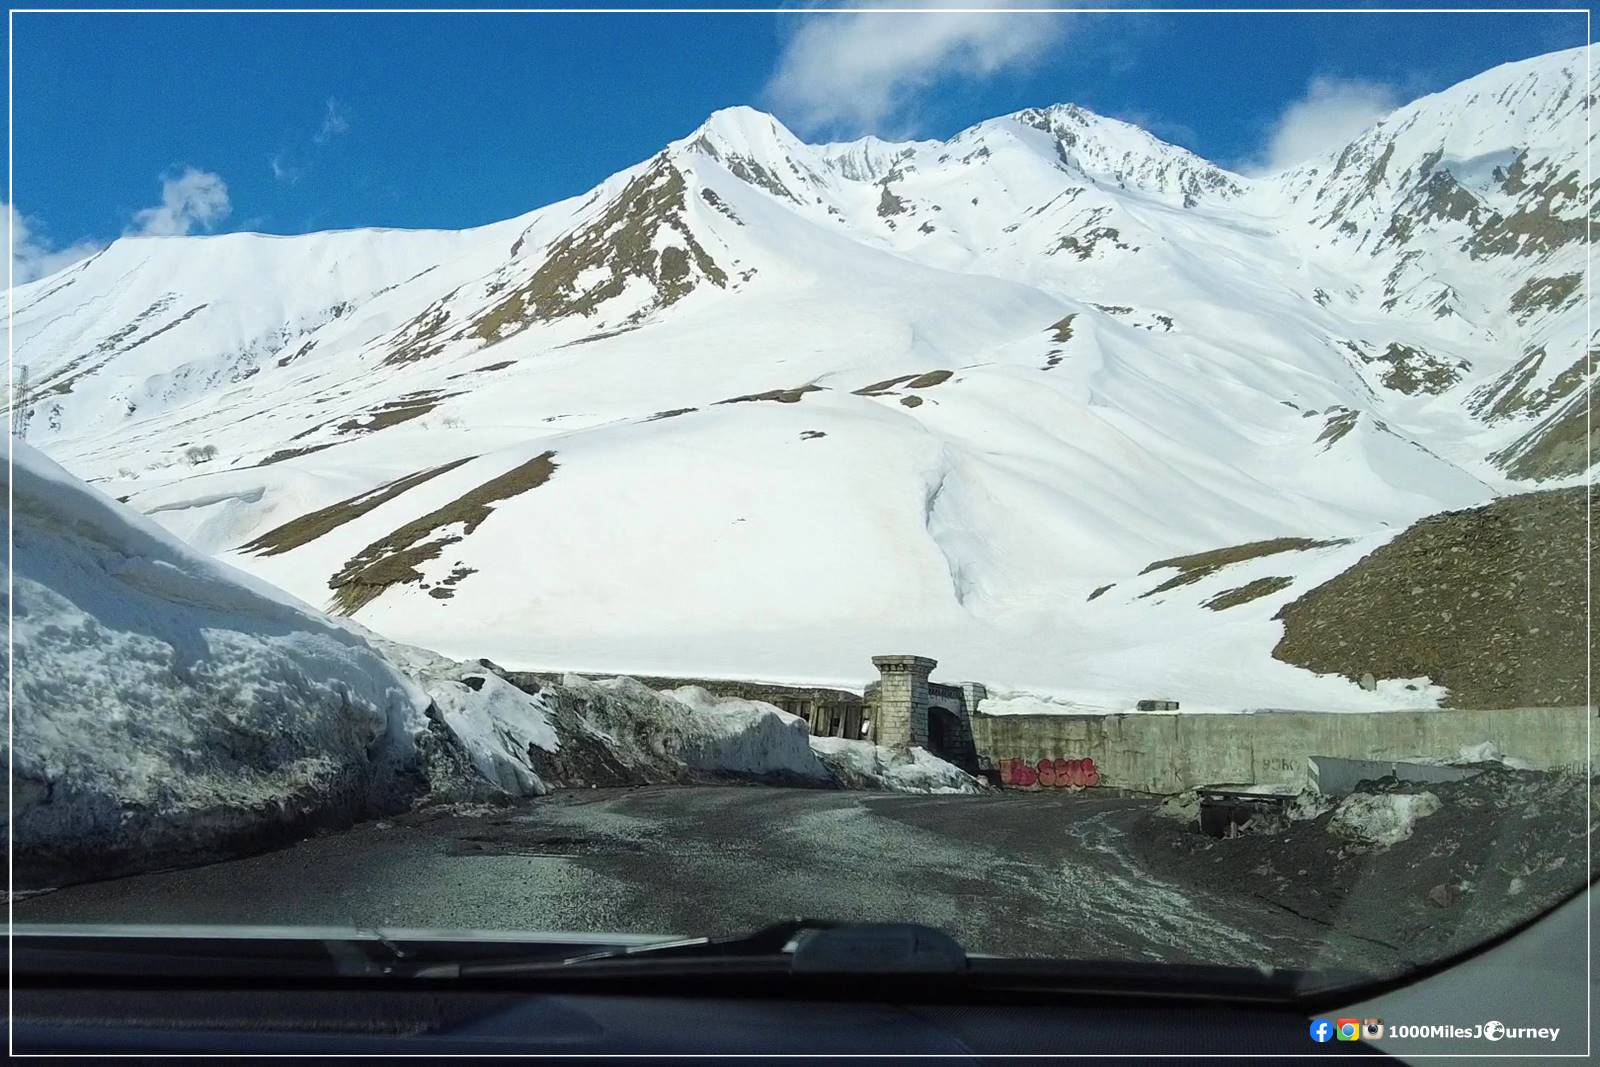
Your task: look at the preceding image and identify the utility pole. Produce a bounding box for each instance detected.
[13,364,30,441]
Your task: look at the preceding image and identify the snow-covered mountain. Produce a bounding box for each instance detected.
[11,45,1594,710]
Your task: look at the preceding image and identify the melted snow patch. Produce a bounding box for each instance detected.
[1388,740,1536,771]
[1327,791,1442,848]
[1453,741,1534,769]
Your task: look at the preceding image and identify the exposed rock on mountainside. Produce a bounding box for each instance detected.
[1272,487,1592,708]
[1489,375,1597,480]
[1361,341,1468,396]
[1013,103,1245,208]
[466,159,728,342]
[1202,575,1293,612]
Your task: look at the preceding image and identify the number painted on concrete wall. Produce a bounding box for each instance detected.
[998,756,1100,788]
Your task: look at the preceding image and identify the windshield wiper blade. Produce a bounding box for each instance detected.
[411,921,970,979]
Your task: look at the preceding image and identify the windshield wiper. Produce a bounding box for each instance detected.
[410,920,969,979]
[409,921,1358,1002]
[15,921,1360,1002]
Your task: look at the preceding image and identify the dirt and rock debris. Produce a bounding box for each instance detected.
[1128,765,1591,975]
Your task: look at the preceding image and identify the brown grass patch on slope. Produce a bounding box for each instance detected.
[1138,537,1348,598]
[254,442,339,467]
[381,292,460,367]
[1203,576,1293,611]
[336,391,459,435]
[1048,314,1076,343]
[715,385,822,405]
[852,370,951,397]
[240,457,475,557]
[906,369,953,389]
[853,374,917,396]
[1273,487,1592,707]
[328,452,559,615]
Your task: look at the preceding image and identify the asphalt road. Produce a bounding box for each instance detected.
[13,785,1386,970]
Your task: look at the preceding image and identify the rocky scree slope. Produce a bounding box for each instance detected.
[1272,486,1593,708]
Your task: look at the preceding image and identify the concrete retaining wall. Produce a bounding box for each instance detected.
[972,706,1594,795]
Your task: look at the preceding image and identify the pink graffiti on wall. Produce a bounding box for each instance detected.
[998,756,1100,788]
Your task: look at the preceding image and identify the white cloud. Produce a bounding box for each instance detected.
[3,203,100,287]
[127,168,232,237]
[6,167,235,285]
[1246,76,1399,175]
[269,153,302,185]
[314,97,349,144]
[764,2,1068,136]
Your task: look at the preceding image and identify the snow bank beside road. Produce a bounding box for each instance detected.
[9,442,431,886]
[811,737,985,794]
[379,641,558,798]
[652,685,985,793]
[574,679,831,782]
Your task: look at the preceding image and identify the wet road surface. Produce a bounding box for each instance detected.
[14,785,1389,970]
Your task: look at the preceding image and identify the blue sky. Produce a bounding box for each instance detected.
[6,3,1589,282]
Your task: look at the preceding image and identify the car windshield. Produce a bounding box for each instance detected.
[6,3,1593,998]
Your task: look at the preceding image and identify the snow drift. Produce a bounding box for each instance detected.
[8,440,431,885]
[810,737,985,795]
[653,684,983,794]
[567,679,831,783]
[378,640,559,799]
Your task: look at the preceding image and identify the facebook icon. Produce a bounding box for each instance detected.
[1309,1019,1334,1043]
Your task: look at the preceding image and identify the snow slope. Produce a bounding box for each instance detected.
[11,45,1595,711]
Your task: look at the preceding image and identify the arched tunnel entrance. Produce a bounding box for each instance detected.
[926,706,963,765]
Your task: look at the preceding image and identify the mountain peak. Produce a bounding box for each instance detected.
[940,101,1249,208]
[678,105,803,158]
[815,133,933,182]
